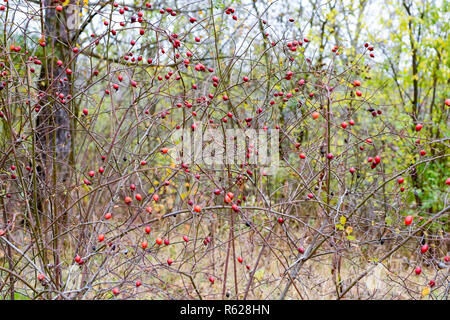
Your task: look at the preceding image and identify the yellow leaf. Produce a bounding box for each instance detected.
[340,216,346,225]
[421,286,430,296]
[254,269,264,281]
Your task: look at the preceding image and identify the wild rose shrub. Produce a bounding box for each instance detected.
[0,0,448,300]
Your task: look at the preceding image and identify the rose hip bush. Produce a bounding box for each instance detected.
[0,0,448,300]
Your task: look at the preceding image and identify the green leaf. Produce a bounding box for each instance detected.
[385,216,393,226]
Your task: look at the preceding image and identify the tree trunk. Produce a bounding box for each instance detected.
[34,0,78,292]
